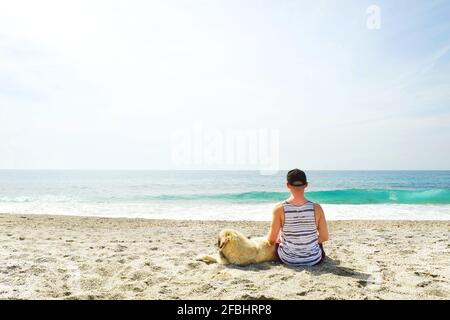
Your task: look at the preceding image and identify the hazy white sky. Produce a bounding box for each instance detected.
[1,0,449,170]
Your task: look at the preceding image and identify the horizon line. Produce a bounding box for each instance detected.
[0,169,449,172]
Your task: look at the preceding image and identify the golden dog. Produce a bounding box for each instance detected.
[196,229,278,266]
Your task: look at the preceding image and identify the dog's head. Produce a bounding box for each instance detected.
[217,229,237,251]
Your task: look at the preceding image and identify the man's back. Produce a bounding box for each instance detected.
[277,200,323,266]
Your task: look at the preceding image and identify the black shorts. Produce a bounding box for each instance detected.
[315,243,326,265]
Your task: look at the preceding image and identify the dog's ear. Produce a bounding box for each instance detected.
[218,235,230,250]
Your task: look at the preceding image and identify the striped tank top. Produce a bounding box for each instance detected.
[277,200,323,266]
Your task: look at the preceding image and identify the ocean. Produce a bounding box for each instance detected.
[0,170,449,220]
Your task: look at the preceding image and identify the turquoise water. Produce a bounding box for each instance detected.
[0,170,449,220]
[137,189,450,204]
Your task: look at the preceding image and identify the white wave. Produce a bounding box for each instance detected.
[0,202,449,221]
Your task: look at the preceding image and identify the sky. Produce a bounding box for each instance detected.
[0,0,449,170]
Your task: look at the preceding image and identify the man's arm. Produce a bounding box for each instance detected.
[267,203,283,245]
[314,203,329,243]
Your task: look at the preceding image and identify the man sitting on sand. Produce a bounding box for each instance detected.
[267,169,329,266]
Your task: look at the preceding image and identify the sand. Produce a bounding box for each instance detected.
[0,213,448,300]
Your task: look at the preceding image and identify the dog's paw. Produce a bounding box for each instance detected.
[195,254,218,264]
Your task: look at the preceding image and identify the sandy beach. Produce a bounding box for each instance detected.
[0,213,448,300]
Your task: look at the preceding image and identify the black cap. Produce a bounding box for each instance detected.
[287,169,307,186]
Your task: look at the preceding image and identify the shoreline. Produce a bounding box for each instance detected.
[1,211,450,222]
[1,213,449,299]
[2,203,450,222]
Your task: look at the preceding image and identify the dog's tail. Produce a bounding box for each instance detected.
[195,254,219,264]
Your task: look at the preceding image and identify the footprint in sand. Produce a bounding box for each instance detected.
[356,246,383,291]
[45,257,83,299]
[210,270,231,280]
[114,245,128,252]
[417,280,433,288]
[414,271,439,278]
